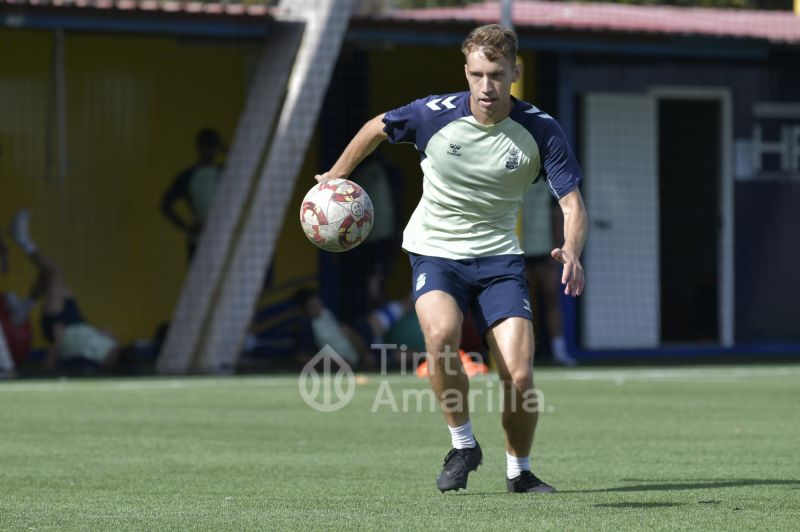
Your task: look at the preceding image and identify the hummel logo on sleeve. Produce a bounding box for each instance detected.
[426,96,458,111]
[524,105,553,119]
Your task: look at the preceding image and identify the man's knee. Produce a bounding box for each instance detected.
[422,322,460,354]
[502,365,533,392]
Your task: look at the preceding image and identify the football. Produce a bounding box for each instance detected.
[300,179,374,252]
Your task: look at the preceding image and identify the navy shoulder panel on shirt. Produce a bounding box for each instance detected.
[509,100,583,199]
[382,91,471,154]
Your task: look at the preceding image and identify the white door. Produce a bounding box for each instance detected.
[581,94,660,349]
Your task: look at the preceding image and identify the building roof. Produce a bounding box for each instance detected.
[0,0,275,37]
[378,0,800,44]
[0,0,272,16]
[3,0,798,45]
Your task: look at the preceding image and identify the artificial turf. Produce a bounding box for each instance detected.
[1,365,799,530]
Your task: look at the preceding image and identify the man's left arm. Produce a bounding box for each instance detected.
[552,188,587,297]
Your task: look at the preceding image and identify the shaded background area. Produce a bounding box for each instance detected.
[1,0,800,375]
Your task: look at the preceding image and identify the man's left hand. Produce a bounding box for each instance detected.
[551,247,585,297]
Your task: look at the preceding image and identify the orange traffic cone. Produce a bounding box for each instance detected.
[416,350,489,378]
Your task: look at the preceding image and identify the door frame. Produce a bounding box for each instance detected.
[580,92,660,349]
[649,86,734,347]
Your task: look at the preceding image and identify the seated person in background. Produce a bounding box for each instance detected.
[9,209,121,373]
[292,288,412,371]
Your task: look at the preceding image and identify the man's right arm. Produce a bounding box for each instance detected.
[315,114,388,182]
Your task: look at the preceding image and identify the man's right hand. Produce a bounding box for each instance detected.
[315,171,347,183]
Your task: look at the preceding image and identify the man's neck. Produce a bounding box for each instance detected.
[470,98,512,125]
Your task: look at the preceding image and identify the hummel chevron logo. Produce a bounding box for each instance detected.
[426,96,457,111]
[525,105,553,119]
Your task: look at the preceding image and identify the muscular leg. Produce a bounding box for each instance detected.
[486,317,538,457]
[420,290,482,493]
[415,290,469,428]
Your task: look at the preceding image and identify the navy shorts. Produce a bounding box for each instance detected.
[408,253,532,338]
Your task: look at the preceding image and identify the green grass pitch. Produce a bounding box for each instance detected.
[1,365,799,530]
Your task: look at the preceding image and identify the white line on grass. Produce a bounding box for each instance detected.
[538,365,800,383]
[0,366,797,392]
[0,376,299,392]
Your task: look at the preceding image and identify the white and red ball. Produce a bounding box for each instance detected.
[300,179,373,252]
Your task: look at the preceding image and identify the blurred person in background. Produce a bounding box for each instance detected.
[1,227,33,372]
[337,150,405,324]
[291,287,412,371]
[161,128,227,261]
[521,181,576,367]
[8,209,122,374]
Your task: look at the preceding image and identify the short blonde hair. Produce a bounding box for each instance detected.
[461,24,518,63]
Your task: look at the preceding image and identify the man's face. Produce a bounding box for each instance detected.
[464,48,520,124]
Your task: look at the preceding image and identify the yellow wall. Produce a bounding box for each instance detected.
[0,28,258,345]
[0,29,540,348]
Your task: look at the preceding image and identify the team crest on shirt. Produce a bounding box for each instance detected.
[505,147,520,170]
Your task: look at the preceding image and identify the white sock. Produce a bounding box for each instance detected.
[448,420,476,449]
[506,452,531,479]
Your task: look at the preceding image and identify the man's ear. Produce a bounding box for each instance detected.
[512,62,522,83]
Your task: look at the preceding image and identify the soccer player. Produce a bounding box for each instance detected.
[316,24,587,494]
